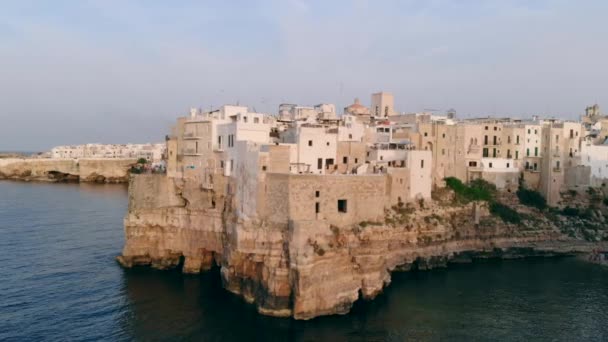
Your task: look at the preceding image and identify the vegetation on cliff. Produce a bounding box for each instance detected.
[516,186,547,210]
[445,177,522,224]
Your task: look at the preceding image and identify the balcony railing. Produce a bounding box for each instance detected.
[183,148,201,155]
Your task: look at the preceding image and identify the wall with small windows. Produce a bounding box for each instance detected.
[263,173,388,226]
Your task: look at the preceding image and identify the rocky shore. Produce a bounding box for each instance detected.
[0,158,136,183]
[118,175,608,320]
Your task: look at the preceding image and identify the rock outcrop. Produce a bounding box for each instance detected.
[118,174,607,320]
[0,158,136,183]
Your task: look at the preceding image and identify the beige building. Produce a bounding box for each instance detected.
[371,92,394,118]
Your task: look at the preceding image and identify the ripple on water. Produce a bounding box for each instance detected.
[1,181,608,341]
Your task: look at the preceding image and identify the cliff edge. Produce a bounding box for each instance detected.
[118,174,607,320]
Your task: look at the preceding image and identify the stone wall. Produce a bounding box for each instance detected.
[263,173,388,226]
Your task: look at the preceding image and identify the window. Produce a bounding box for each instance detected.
[243,116,248,123]
[380,156,384,160]
[507,163,510,168]
[218,136,223,148]
[442,133,445,138]
[469,161,477,167]
[343,156,348,164]
[570,129,573,138]
[525,161,529,169]
[493,148,497,157]
[421,159,424,168]
[516,135,520,144]
[315,190,320,198]
[494,127,497,131]
[230,159,234,172]
[485,126,489,130]
[326,142,330,146]
[375,106,379,115]
[262,166,267,171]
[424,132,428,137]
[484,135,488,144]
[220,161,224,168]
[508,136,511,144]
[555,135,559,143]
[355,158,358,163]
[489,162,493,168]
[527,148,530,156]
[515,151,519,159]
[493,136,497,145]
[534,147,538,156]
[317,158,322,170]
[533,163,538,170]
[534,129,537,134]
[556,161,560,169]
[528,129,531,134]
[337,199,348,213]
[385,106,389,116]
[483,148,489,157]
[349,134,352,139]
[254,117,260,123]
[315,202,320,214]
[308,140,313,147]
[442,149,445,155]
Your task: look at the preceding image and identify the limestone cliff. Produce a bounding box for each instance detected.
[0,158,136,183]
[118,174,607,320]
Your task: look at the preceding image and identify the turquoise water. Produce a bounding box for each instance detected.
[0,181,607,341]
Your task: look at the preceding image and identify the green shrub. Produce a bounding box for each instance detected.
[561,206,580,217]
[444,177,496,203]
[603,197,608,207]
[516,187,547,210]
[137,158,149,164]
[490,202,521,224]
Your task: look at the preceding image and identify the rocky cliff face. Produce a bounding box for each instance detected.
[118,175,606,320]
[0,158,136,183]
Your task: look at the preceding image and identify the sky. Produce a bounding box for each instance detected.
[1,0,607,151]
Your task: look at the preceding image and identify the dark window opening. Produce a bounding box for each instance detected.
[315,190,320,198]
[338,199,348,213]
[343,156,348,164]
[308,140,313,146]
[317,158,322,170]
[315,202,320,214]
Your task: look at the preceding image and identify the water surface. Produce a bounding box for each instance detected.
[0,181,607,341]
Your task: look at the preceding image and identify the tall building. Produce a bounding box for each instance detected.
[371,92,394,118]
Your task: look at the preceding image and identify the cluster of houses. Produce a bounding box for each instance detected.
[164,92,608,221]
[50,143,166,163]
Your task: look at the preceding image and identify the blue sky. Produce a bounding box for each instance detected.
[1,0,607,151]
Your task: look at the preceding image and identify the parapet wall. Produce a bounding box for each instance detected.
[0,158,137,183]
[264,173,388,226]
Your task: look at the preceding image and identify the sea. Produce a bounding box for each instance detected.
[0,180,607,341]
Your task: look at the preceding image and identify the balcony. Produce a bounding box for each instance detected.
[183,132,203,140]
[553,167,561,172]
[183,148,202,156]
[467,145,480,154]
